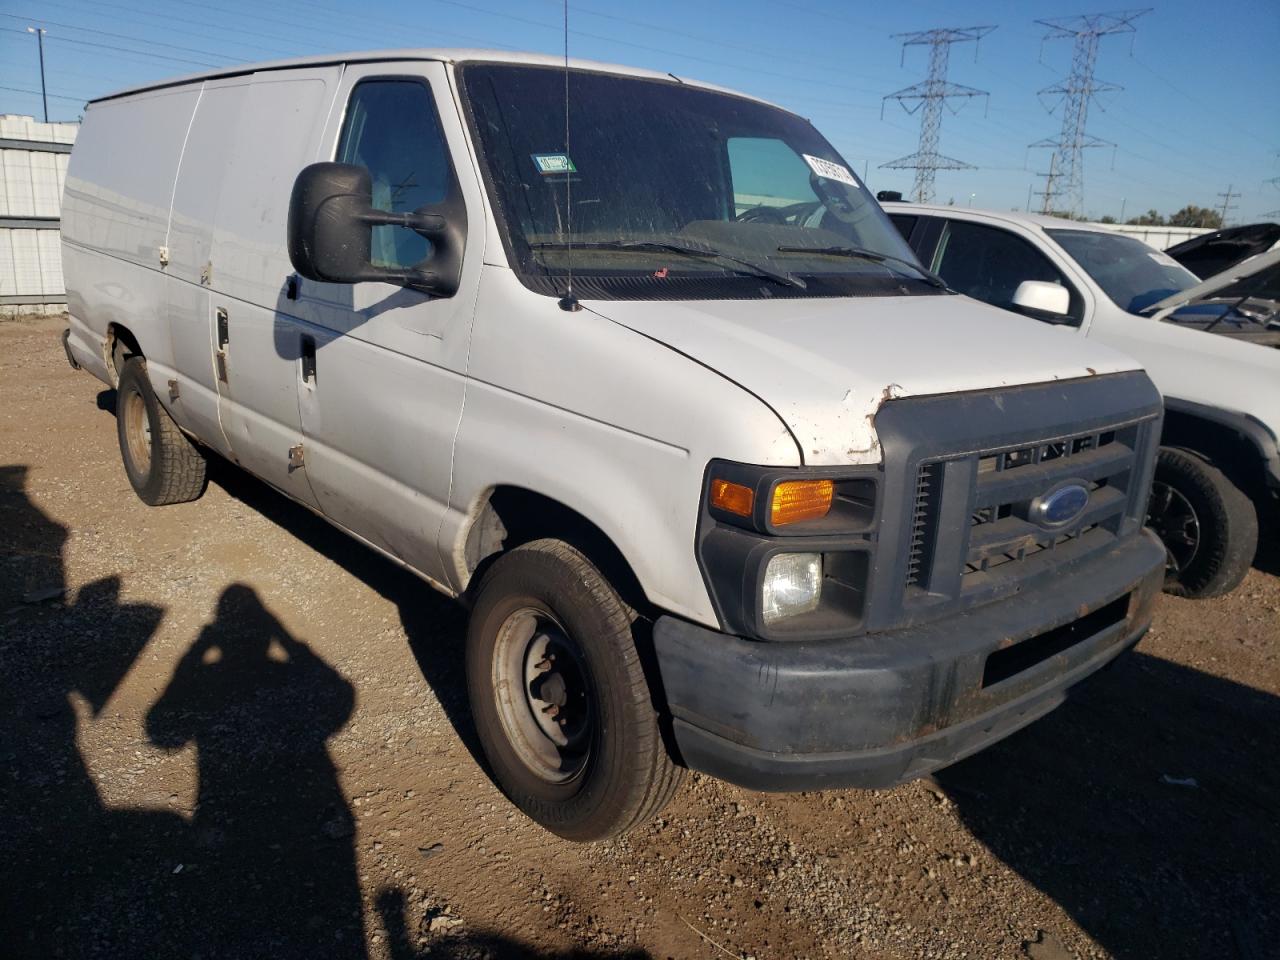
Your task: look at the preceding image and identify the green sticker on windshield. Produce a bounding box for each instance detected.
[532,153,576,175]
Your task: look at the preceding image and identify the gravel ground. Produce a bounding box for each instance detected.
[2,316,1277,960]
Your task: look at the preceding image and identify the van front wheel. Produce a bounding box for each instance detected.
[116,357,207,506]
[466,539,683,841]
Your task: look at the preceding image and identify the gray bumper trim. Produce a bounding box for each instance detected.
[654,531,1165,791]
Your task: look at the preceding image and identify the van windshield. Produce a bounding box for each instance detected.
[1047,229,1200,314]
[457,63,934,301]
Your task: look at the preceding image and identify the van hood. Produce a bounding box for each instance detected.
[585,293,1142,465]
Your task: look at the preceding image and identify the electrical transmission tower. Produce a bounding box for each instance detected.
[881,26,995,204]
[1030,9,1150,217]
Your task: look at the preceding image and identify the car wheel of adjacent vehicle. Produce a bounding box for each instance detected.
[466,539,684,841]
[116,357,207,506]
[1147,446,1257,599]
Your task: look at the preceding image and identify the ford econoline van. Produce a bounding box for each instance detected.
[62,50,1167,840]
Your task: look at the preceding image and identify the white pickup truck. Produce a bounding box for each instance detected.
[884,203,1280,598]
[61,49,1166,840]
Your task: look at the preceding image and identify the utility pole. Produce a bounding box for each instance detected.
[1030,9,1149,217]
[27,26,48,122]
[1215,184,1239,226]
[880,26,995,204]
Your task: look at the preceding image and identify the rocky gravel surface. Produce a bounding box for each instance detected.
[2,317,1277,959]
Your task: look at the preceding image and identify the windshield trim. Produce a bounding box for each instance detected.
[455,60,941,303]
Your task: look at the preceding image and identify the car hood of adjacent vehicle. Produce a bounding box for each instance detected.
[586,292,1142,465]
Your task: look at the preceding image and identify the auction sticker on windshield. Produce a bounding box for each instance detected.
[803,154,858,187]
[532,153,576,174]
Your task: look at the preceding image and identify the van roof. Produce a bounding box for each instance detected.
[90,48,774,108]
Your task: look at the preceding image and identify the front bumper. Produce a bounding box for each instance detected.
[654,529,1165,792]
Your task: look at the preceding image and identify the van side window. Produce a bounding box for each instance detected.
[337,80,452,271]
[932,219,1084,324]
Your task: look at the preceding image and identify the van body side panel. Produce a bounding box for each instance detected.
[165,79,244,456]
[62,87,202,381]
[288,62,487,587]
[197,68,341,508]
[448,266,802,626]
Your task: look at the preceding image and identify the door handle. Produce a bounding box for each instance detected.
[300,334,317,385]
[215,307,229,382]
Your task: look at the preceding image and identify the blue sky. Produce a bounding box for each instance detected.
[2,0,1277,221]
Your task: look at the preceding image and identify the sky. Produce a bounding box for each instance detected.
[2,0,1278,222]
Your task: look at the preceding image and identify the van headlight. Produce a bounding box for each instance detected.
[698,460,878,640]
[761,552,823,624]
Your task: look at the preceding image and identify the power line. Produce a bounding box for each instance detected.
[31,30,225,68]
[39,0,321,59]
[1030,8,1150,216]
[0,83,89,103]
[0,11,249,62]
[880,25,995,204]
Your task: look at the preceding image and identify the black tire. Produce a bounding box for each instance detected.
[116,357,207,506]
[465,539,684,841]
[1147,446,1257,599]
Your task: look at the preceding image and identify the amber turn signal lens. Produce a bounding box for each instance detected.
[771,479,834,526]
[710,478,754,517]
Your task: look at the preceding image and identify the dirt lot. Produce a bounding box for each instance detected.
[2,315,1277,960]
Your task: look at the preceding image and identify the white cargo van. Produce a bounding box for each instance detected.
[63,50,1167,841]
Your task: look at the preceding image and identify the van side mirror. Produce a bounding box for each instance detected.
[1012,280,1072,320]
[287,162,463,296]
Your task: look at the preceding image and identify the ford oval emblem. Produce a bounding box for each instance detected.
[1032,482,1090,527]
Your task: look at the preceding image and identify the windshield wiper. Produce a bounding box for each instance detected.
[775,244,949,290]
[529,238,806,289]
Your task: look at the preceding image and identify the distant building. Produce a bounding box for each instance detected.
[1,115,78,318]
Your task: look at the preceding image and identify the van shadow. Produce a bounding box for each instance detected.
[935,648,1280,959]
[1251,520,1279,576]
[201,455,484,767]
[105,392,480,769]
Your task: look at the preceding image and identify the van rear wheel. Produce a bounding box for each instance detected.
[116,357,207,506]
[1147,446,1256,599]
[466,539,683,841]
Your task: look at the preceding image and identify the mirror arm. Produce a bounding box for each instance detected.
[359,209,449,238]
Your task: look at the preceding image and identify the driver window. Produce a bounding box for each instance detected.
[932,219,1083,323]
[337,80,452,270]
[726,137,814,220]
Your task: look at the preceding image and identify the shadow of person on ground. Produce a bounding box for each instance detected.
[936,649,1280,960]
[92,389,482,774]
[145,583,365,958]
[1,465,370,958]
[376,888,652,960]
[201,455,482,766]
[1,464,175,958]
